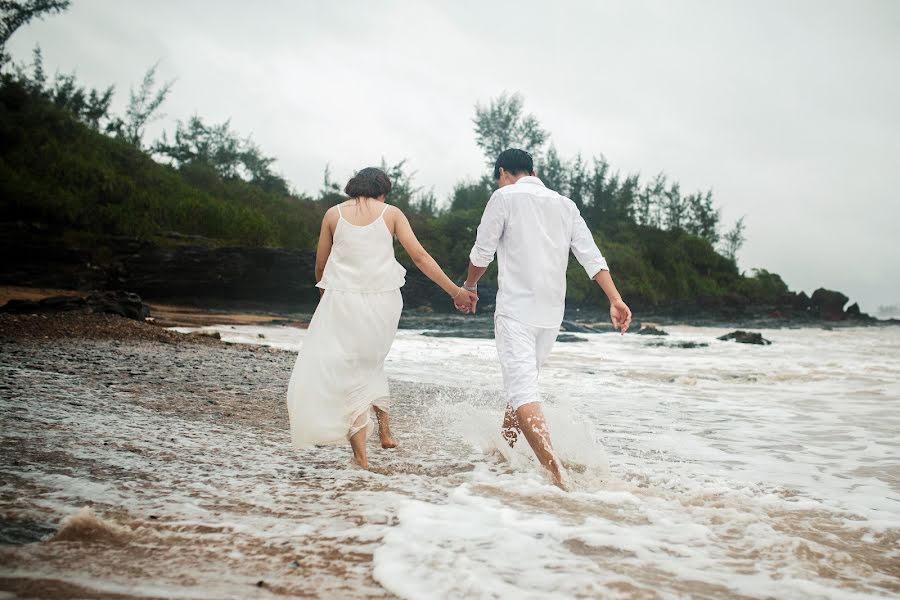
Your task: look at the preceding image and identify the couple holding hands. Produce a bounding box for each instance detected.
[286,148,631,488]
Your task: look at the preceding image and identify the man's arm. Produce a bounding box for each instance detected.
[570,209,632,333]
[594,270,632,333]
[465,263,488,288]
[463,193,506,310]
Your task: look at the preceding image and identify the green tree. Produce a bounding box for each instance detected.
[449,178,493,212]
[0,0,69,62]
[473,92,547,166]
[568,153,588,210]
[539,145,567,194]
[123,62,173,148]
[380,158,417,211]
[720,216,746,263]
[317,164,345,206]
[663,182,686,231]
[12,45,116,131]
[684,189,719,244]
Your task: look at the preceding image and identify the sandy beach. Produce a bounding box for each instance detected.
[1,312,899,598]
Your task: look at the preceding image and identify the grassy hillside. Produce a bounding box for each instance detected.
[0,77,790,310]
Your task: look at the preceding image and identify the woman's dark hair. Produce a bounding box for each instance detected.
[345,167,392,198]
[493,148,533,180]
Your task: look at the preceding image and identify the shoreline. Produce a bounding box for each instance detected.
[1,285,897,331]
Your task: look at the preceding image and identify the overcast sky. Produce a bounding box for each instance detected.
[9,0,900,312]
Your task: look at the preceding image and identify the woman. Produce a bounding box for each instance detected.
[286,167,476,469]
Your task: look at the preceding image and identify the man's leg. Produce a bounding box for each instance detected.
[495,315,565,488]
[515,401,563,488]
[501,402,520,447]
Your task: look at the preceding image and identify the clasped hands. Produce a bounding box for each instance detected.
[453,285,478,314]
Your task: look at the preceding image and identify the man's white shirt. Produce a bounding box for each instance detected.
[469,176,609,328]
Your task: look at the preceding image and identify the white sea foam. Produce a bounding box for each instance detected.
[2,323,898,597]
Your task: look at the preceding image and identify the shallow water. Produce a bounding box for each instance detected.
[1,324,898,598]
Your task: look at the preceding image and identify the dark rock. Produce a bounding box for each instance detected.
[560,320,596,333]
[190,331,222,340]
[557,334,588,343]
[647,340,708,349]
[780,290,811,311]
[844,302,874,321]
[809,288,849,321]
[637,326,668,336]
[672,341,708,348]
[86,291,150,321]
[0,222,320,307]
[0,291,150,322]
[717,330,772,345]
[0,296,84,314]
[723,292,751,309]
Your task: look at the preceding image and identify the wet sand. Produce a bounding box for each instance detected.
[2,313,898,599]
[0,313,478,598]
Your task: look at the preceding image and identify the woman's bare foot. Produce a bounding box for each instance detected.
[374,406,398,449]
[349,426,369,469]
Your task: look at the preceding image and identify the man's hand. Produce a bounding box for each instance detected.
[610,299,632,334]
[454,289,479,314]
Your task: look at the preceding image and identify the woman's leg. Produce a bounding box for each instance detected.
[374,406,397,449]
[349,425,369,468]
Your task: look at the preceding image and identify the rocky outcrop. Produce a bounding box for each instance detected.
[0,222,320,307]
[0,222,881,323]
[0,291,150,321]
[809,288,849,321]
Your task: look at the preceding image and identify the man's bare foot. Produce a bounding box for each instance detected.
[549,468,569,491]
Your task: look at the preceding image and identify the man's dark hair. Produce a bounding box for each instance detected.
[493,148,534,180]
[345,167,393,198]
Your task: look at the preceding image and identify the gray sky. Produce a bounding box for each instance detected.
[9,0,900,312]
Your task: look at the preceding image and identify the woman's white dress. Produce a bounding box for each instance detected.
[286,203,406,447]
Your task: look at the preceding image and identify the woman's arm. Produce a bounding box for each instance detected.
[392,208,473,303]
[314,209,336,289]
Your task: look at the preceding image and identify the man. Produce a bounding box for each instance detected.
[459,148,632,488]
